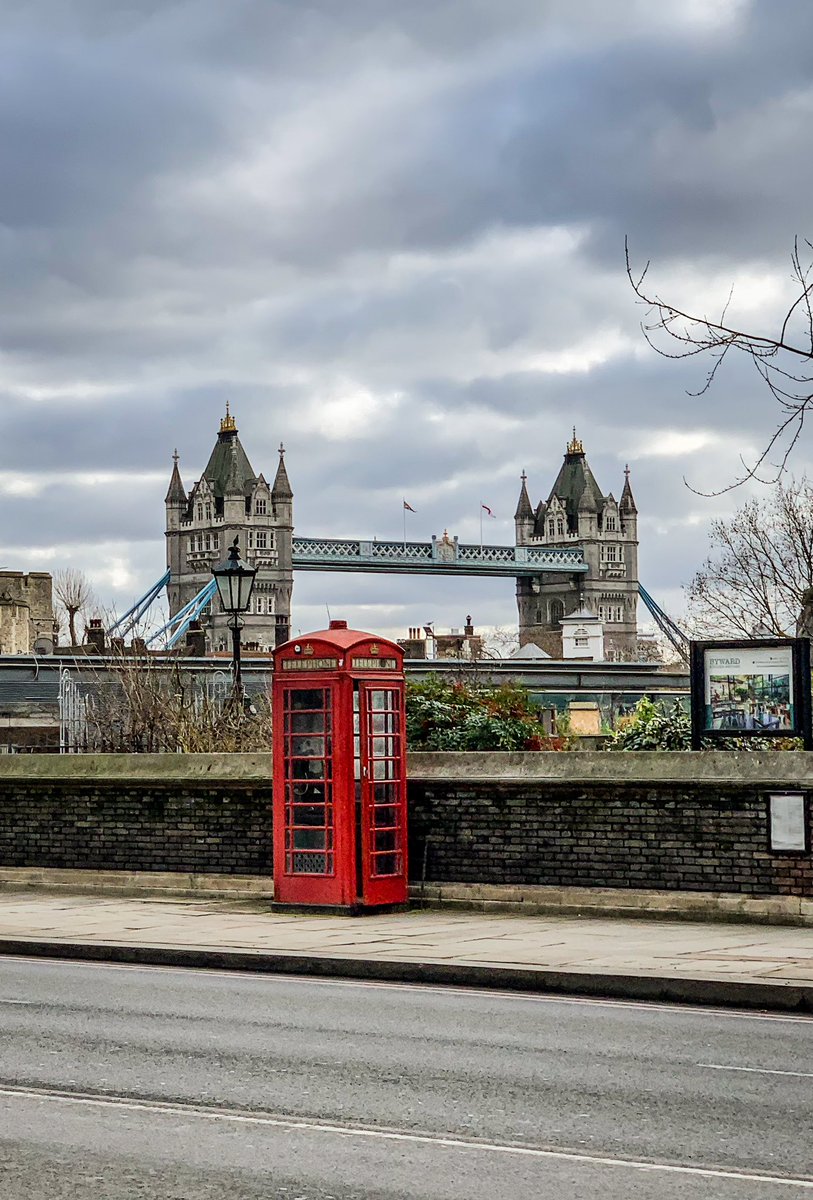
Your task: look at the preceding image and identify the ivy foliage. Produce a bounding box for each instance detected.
[405,676,568,752]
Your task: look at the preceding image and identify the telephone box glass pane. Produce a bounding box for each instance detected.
[283,687,334,875]
[290,689,328,710]
[288,711,327,734]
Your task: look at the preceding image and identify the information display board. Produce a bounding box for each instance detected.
[690,638,812,749]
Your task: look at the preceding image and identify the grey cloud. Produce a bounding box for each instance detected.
[3,0,813,637]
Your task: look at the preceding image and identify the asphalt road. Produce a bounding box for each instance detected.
[0,957,811,1199]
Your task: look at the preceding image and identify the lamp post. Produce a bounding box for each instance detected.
[212,537,257,703]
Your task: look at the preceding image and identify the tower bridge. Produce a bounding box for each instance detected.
[137,410,686,659]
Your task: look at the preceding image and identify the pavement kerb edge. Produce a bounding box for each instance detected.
[0,938,809,1014]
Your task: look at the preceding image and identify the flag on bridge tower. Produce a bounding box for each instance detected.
[402,499,416,547]
[479,503,495,550]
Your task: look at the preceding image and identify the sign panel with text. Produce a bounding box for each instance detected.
[690,638,812,749]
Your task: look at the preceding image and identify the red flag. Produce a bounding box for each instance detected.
[403,500,416,512]
[481,504,495,517]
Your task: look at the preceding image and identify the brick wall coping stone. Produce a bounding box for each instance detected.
[0,748,810,787]
[0,752,275,785]
[407,750,813,786]
[0,750,811,787]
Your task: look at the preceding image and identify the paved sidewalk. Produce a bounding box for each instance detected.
[0,891,812,1010]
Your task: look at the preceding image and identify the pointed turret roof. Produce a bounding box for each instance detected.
[272,443,292,499]
[514,471,533,521]
[547,430,605,523]
[578,469,603,513]
[620,464,637,512]
[223,438,243,494]
[164,450,187,505]
[201,404,257,498]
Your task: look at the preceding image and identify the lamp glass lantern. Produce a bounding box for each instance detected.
[212,537,257,615]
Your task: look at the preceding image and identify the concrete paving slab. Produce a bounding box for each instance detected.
[0,893,812,1011]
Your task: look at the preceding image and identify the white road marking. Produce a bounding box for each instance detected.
[701,1064,813,1079]
[0,1083,811,1189]
[1,952,812,1022]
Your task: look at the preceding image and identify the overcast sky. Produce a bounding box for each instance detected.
[2,0,812,641]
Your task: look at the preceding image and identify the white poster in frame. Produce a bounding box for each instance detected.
[769,793,807,852]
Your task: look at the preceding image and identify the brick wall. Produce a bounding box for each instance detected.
[0,752,810,896]
[407,754,813,898]
[0,755,274,876]
[409,783,813,895]
[0,784,274,875]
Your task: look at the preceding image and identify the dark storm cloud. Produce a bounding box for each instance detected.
[3,0,813,635]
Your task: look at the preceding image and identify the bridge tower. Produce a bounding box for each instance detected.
[164,406,293,652]
[514,432,639,659]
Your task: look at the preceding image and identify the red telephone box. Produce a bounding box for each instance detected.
[272,620,408,911]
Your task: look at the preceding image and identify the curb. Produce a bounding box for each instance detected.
[1,938,810,1014]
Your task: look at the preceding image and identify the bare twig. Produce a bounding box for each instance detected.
[625,237,813,492]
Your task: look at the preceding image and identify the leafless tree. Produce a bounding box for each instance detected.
[78,649,273,753]
[481,625,520,658]
[685,477,813,637]
[626,237,813,492]
[53,568,96,647]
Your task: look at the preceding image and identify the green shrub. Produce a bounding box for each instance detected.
[607,697,690,750]
[405,676,568,751]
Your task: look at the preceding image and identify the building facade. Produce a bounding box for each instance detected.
[165,407,293,652]
[515,433,639,658]
[0,572,54,655]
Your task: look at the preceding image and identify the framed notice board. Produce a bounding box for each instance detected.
[690,638,812,750]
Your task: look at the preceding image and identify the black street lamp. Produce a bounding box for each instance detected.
[212,537,257,702]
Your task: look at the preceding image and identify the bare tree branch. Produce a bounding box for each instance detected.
[53,568,96,647]
[685,477,813,636]
[626,237,813,492]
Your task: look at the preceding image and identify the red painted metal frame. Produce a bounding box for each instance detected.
[358,681,408,907]
[272,626,407,908]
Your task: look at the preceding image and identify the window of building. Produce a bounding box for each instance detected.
[196,505,203,521]
[205,503,212,521]
[547,521,555,538]
[255,498,267,515]
[599,604,624,623]
[602,544,618,562]
[256,531,267,549]
[556,519,564,536]
[255,595,266,615]
[204,534,212,551]
[549,599,564,626]
[605,516,616,531]
[574,636,588,647]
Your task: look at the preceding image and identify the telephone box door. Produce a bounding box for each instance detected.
[275,682,349,906]
[357,682,408,906]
